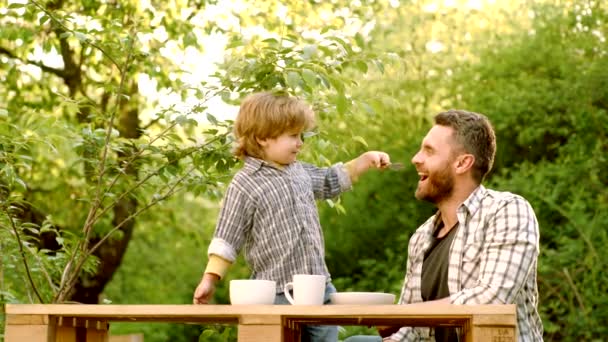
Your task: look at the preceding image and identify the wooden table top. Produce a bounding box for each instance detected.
[6,303,516,324]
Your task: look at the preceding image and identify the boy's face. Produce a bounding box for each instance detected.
[258,130,303,166]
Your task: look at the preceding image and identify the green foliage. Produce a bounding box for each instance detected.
[1,0,607,341]
[323,1,608,341]
[442,2,608,340]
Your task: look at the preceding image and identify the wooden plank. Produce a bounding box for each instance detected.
[54,325,76,342]
[5,304,516,318]
[470,313,516,326]
[86,327,109,342]
[5,303,516,342]
[6,314,49,325]
[470,314,516,342]
[238,324,282,342]
[240,314,282,325]
[4,324,51,342]
[109,334,144,342]
[56,316,109,330]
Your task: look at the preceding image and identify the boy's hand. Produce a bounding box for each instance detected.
[362,151,391,169]
[193,273,220,304]
[346,151,391,182]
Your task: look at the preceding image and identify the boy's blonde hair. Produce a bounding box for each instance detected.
[233,91,315,159]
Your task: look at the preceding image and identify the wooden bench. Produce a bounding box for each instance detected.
[5,304,516,341]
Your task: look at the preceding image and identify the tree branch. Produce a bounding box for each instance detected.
[3,206,44,303]
[0,46,66,78]
[54,164,194,302]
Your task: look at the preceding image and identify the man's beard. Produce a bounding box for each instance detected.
[415,166,455,204]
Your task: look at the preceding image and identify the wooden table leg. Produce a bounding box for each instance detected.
[282,318,301,342]
[5,314,51,342]
[238,314,283,341]
[470,314,516,342]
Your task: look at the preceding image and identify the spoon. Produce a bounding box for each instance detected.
[387,162,405,170]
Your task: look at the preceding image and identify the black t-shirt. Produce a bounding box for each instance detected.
[421,223,460,342]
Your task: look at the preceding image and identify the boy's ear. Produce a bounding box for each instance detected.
[256,137,268,147]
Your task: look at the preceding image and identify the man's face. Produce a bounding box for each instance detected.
[411,125,458,204]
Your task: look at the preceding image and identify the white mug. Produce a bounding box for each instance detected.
[283,274,326,305]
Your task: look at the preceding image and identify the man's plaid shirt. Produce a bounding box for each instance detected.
[390,185,543,342]
[207,157,351,293]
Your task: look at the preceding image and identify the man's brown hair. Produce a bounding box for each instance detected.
[435,109,496,183]
[233,91,315,159]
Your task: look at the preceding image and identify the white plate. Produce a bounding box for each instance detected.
[330,292,396,305]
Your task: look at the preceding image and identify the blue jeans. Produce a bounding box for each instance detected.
[275,282,338,342]
[343,336,382,342]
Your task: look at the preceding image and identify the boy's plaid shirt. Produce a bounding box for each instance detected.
[390,185,543,342]
[207,157,351,292]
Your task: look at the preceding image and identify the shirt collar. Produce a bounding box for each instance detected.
[428,184,486,231]
[242,156,285,175]
[460,184,486,217]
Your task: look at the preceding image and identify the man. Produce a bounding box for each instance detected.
[346,110,543,341]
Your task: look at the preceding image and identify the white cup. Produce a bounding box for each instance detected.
[229,279,276,305]
[283,274,326,305]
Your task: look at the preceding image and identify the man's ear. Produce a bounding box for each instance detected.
[455,154,475,175]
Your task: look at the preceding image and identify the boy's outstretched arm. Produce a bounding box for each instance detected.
[344,151,391,182]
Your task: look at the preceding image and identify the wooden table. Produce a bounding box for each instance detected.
[5,304,516,342]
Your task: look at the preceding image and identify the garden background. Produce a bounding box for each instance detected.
[1,0,606,341]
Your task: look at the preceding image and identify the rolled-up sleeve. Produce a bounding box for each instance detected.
[450,197,539,305]
[207,181,254,262]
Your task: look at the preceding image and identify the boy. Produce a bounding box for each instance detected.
[193,91,390,341]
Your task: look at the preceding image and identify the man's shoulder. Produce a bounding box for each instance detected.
[477,188,537,219]
[483,188,531,206]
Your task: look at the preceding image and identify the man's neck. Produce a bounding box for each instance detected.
[437,179,479,229]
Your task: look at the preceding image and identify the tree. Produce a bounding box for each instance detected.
[0,0,391,307]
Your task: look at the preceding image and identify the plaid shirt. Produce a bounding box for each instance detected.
[207,157,352,292]
[391,185,543,342]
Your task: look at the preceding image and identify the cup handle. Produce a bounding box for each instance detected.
[284,282,295,304]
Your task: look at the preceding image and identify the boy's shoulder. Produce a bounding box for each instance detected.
[228,159,273,190]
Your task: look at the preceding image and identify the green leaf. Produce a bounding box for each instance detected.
[14,177,27,191]
[336,92,348,115]
[326,36,353,54]
[8,3,25,9]
[301,68,317,88]
[354,33,365,48]
[302,44,317,59]
[329,76,345,93]
[355,60,368,73]
[374,60,385,74]
[207,113,219,125]
[360,101,376,115]
[285,71,301,90]
[39,15,50,26]
[352,136,368,147]
[74,31,88,42]
[262,38,279,45]
[334,202,346,215]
